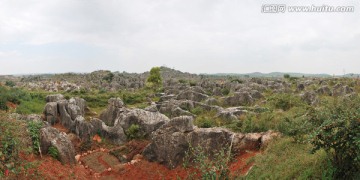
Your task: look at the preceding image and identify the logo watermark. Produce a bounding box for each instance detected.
[262,4,355,13]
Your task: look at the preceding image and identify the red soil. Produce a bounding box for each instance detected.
[6,102,17,109]
[52,123,69,133]
[20,148,258,179]
[229,151,259,176]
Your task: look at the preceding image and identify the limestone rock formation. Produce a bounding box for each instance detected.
[40,126,76,165]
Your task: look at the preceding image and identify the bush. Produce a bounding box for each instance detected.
[221,88,230,96]
[267,93,305,111]
[195,117,214,128]
[27,121,43,154]
[5,81,15,87]
[48,146,59,160]
[183,145,230,179]
[147,67,162,89]
[246,138,327,179]
[125,124,142,140]
[310,97,360,179]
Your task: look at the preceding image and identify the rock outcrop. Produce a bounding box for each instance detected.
[118,109,170,138]
[224,92,254,106]
[40,126,76,164]
[99,98,126,126]
[143,116,279,169]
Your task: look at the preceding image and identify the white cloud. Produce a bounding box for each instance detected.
[0,0,359,75]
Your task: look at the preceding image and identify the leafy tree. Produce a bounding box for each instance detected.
[146,67,162,89]
[283,74,290,79]
[5,81,15,87]
[310,97,360,179]
[103,72,114,83]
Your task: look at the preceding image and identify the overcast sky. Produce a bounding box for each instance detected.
[0,0,359,75]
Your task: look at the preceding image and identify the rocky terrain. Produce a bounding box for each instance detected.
[0,67,359,179]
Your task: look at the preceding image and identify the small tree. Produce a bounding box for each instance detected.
[103,72,114,83]
[146,67,162,89]
[5,81,15,87]
[283,74,290,79]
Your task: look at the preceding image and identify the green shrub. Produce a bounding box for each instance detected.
[267,93,305,111]
[178,79,187,84]
[103,72,114,83]
[27,121,43,154]
[310,98,360,179]
[190,107,204,115]
[48,146,59,160]
[0,96,8,111]
[221,88,230,95]
[189,81,197,86]
[184,145,230,179]
[5,81,15,87]
[125,124,142,140]
[123,92,146,105]
[246,138,327,179]
[195,117,214,128]
[146,67,162,89]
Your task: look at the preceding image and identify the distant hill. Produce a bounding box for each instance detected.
[206,72,333,78]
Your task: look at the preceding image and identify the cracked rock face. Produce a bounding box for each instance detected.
[40,126,76,165]
[143,116,279,169]
[99,97,126,126]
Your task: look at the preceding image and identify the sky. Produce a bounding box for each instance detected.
[0,0,359,75]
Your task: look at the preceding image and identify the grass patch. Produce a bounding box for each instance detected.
[245,137,328,179]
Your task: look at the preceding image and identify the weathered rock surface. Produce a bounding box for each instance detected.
[301,91,318,105]
[216,107,247,121]
[224,92,254,106]
[40,126,76,164]
[176,90,209,102]
[46,94,65,103]
[99,98,126,126]
[44,102,58,125]
[316,86,332,96]
[143,116,279,169]
[118,109,170,138]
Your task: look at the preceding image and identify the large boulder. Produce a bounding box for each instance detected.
[143,116,194,168]
[300,91,318,105]
[216,107,247,121]
[58,100,76,132]
[40,126,76,164]
[177,90,209,102]
[316,86,332,96]
[224,92,254,106]
[333,85,354,96]
[46,94,64,103]
[69,97,86,117]
[143,116,279,169]
[118,109,170,138]
[99,98,126,126]
[43,102,58,125]
[74,116,94,141]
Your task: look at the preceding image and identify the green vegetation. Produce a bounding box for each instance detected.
[283,74,290,79]
[267,93,305,111]
[125,124,142,140]
[48,146,60,160]
[310,97,360,179]
[146,67,162,89]
[5,81,15,87]
[246,138,328,179]
[0,85,47,114]
[27,121,43,154]
[0,113,41,178]
[183,145,230,179]
[103,72,114,83]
